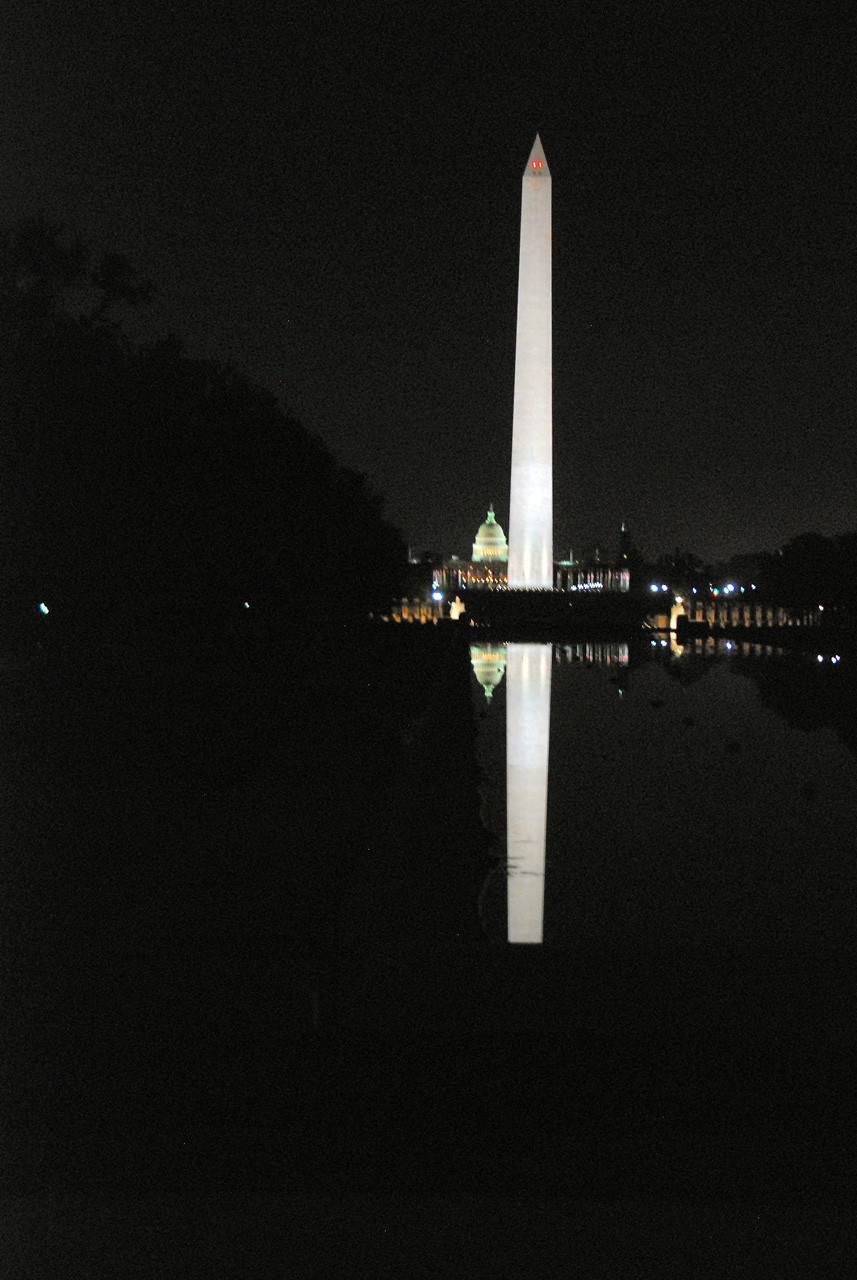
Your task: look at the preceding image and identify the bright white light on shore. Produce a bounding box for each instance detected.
[431,590,444,601]
[39,602,49,614]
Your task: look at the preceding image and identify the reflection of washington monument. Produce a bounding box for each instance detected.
[472,641,628,945]
[505,644,551,942]
[469,642,551,943]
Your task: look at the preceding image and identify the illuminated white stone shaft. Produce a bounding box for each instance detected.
[508,135,553,588]
[506,643,551,943]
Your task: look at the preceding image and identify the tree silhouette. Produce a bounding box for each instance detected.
[1,219,407,658]
[759,531,857,621]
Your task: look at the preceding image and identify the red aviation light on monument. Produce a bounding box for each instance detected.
[531,159,543,169]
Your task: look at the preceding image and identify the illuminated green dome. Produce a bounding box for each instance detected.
[470,645,507,700]
[472,506,508,562]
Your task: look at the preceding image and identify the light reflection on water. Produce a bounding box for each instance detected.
[504,644,551,944]
[472,640,857,952]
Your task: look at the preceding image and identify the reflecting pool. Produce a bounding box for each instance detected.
[472,639,857,954]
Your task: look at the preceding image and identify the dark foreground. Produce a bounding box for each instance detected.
[3,624,855,1275]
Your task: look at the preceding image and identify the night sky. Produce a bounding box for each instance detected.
[4,1,855,563]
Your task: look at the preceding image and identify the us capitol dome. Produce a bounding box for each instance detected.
[471,506,508,563]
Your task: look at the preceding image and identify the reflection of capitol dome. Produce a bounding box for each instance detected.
[470,644,507,700]
[472,506,508,562]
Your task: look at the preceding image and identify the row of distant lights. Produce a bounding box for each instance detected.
[36,601,257,614]
[652,635,843,664]
[650,583,749,595]
[246,598,839,662]
[34,598,845,665]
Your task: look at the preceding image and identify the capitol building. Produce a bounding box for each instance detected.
[433,507,630,597]
[438,507,509,592]
[471,506,509,565]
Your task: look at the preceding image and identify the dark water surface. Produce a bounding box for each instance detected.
[4,630,856,1273]
[468,640,857,1191]
[477,640,857,953]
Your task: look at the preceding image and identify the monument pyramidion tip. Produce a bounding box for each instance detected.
[526,135,550,177]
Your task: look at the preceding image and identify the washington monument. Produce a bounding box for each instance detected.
[507,135,553,588]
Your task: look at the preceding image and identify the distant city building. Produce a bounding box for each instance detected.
[432,512,629,600]
[472,506,508,564]
[434,507,509,593]
[555,550,630,594]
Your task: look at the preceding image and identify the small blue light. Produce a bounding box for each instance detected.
[431,590,444,601]
[244,601,250,608]
[39,602,49,614]
[650,584,658,593]
[661,584,668,592]
[817,655,824,663]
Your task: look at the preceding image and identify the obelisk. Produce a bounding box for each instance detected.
[507,135,553,588]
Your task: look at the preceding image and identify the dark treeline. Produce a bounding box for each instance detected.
[757,531,857,620]
[1,219,408,662]
[645,532,856,625]
[2,221,494,1209]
